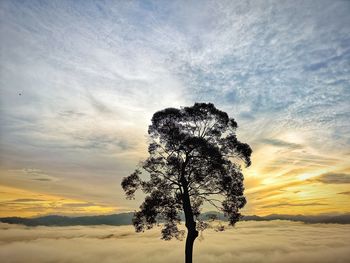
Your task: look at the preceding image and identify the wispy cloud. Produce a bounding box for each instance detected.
[262,202,328,209]
[315,173,350,184]
[6,199,44,203]
[260,138,303,149]
[8,169,58,182]
[338,191,350,196]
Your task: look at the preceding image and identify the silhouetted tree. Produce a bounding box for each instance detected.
[121,103,252,263]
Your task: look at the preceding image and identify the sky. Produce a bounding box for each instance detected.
[0,0,349,217]
[1,221,350,263]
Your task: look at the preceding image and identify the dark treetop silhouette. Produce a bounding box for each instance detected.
[121,103,252,263]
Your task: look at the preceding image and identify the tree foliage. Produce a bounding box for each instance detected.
[121,103,252,241]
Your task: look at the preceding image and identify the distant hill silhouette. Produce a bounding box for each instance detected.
[242,214,350,224]
[0,213,134,226]
[1,212,350,226]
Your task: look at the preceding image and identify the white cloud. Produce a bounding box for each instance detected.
[1,221,350,263]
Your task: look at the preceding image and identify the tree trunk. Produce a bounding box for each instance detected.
[180,154,199,263]
[185,226,198,263]
[181,172,198,263]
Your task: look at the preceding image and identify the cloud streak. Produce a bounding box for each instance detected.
[315,173,350,184]
[261,202,328,209]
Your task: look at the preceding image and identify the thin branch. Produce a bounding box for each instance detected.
[200,196,223,210]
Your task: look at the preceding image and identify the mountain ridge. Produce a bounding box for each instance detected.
[1,212,350,226]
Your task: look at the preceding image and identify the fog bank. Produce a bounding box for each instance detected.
[1,221,349,263]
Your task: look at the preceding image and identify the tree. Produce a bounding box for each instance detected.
[121,103,252,263]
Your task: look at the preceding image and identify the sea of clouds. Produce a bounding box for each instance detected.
[1,220,350,263]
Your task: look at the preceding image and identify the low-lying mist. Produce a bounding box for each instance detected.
[1,220,349,263]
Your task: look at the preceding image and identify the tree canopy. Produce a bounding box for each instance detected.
[121,102,252,262]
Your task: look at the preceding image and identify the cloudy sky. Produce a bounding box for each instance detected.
[0,0,349,217]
